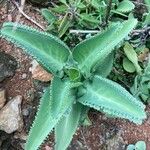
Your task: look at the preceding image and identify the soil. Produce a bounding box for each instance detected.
[0,1,150,150]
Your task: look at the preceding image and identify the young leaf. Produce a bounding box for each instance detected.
[58,13,71,37]
[55,103,82,150]
[124,42,142,74]
[144,59,150,76]
[26,77,76,150]
[51,5,68,14]
[77,13,100,29]
[65,68,81,81]
[73,19,137,77]
[116,0,135,13]
[78,75,146,124]
[0,22,70,77]
[127,144,135,150]
[41,9,56,24]
[123,57,136,73]
[59,0,67,5]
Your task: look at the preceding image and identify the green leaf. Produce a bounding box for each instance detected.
[135,141,146,150]
[78,75,146,124]
[73,19,137,77]
[76,2,86,9]
[144,59,150,75]
[79,13,99,24]
[55,103,82,150]
[94,52,114,77]
[51,5,68,14]
[123,57,136,73]
[116,0,135,13]
[78,13,99,29]
[111,10,128,17]
[41,9,56,24]
[127,144,135,150]
[60,0,67,5]
[65,68,81,81]
[143,12,150,26]
[58,13,71,37]
[124,42,142,74]
[79,106,91,126]
[25,77,75,150]
[25,86,58,150]
[1,22,70,77]
[145,0,150,11]
[50,77,76,117]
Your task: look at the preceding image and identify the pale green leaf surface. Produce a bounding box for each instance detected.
[25,86,58,150]
[78,75,146,124]
[41,9,56,24]
[94,52,114,77]
[124,42,142,74]
[116,0,135,13]
[1,22,70,76]
[50,77,76,117]
[123,57,136,73]
[143,12,150,26]
[58,13,71,37]
[127,144,135,150]
[73,19,137,77]
[26,77,75,150]
[55,103,82,150]
[145,0,150,11]
[135,141,146,150]
[59,0,67,5]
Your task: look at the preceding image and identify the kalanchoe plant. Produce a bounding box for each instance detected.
[0,19,147,150]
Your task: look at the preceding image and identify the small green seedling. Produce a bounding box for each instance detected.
[131,59,150,102]
[0,19,146,150]
[127,141,146,150]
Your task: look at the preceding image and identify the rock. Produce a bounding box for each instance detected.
[104,132,126,150]
[22,108,30,116]
[21,73,27,79]
[44,145,52,150]
[0,51,17,82]
[0,96,23,133]
[30,60,52,82]
[0,89,6,109]
[14,132,27,141]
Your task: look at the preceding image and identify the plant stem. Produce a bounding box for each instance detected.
[70,29,99,34]
[105,0,112,26]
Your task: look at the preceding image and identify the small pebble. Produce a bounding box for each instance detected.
[0,89,6,109]
[30,60,52,82]
[21,73,27,79]
[22,108,29,116]
[0,95,23,133]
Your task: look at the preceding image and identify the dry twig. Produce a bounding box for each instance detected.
[70,29,100,34]
[15,0,26,23]
[11,0,45,30]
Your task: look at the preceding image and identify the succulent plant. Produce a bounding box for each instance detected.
[0,19,146,150]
